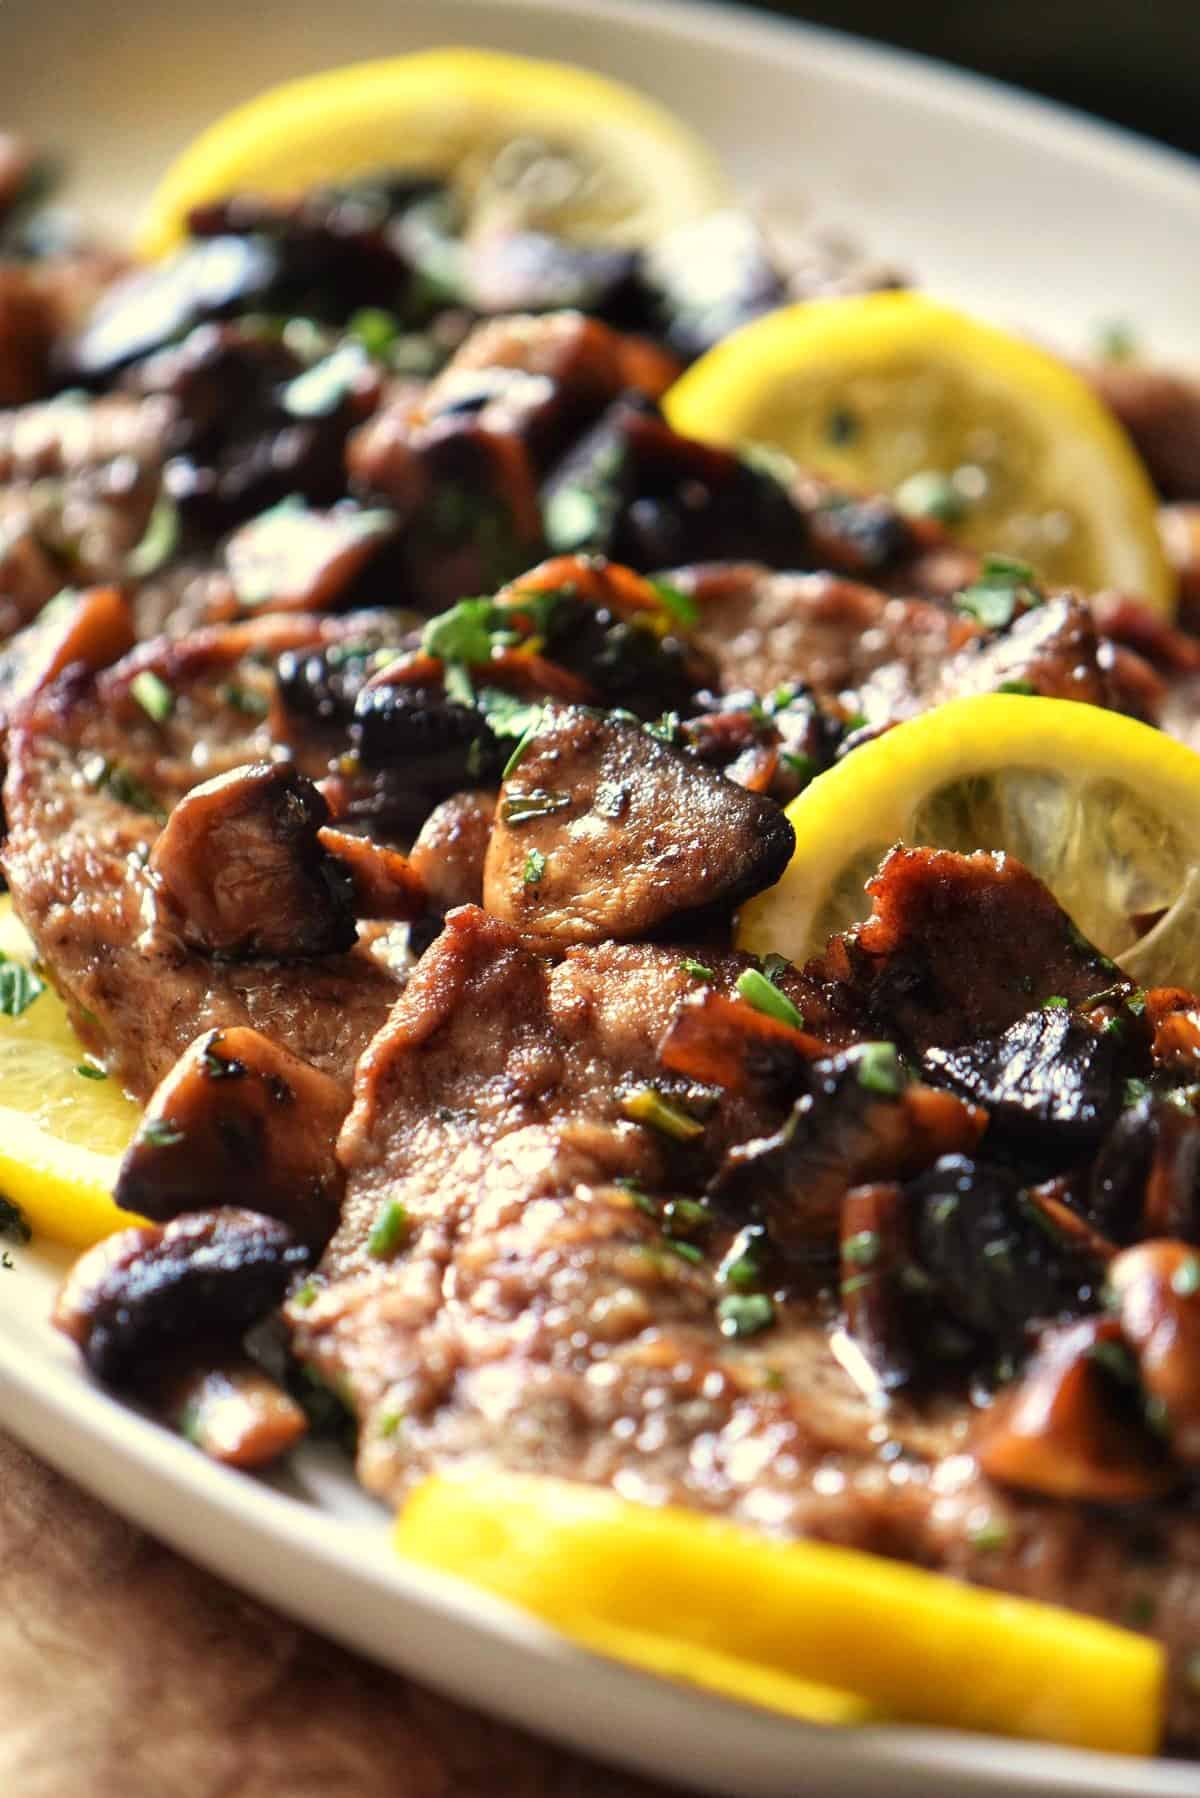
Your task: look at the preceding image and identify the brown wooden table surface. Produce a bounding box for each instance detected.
[0,1432,676,1798]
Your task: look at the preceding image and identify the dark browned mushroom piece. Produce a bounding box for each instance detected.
[714,1045,985,1255]
[157,1355,308,1469]
[316,826,427,922]
[482,702,795,943]
[53,1207,309,1387]
[150,760,357,959]
[114,1025,347,1252]
[976,1316,1177,1504]
[1109,1241,1200,1465]
[838,1181,914,1392]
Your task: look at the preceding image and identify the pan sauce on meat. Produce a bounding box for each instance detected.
[5,141,1200,1753]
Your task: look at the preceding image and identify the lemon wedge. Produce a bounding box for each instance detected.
[396,1472,1163,1753]
[666,293,1173,613]
[0,897,142,1246]
[738,693,1200,989]
[139,49,730,258]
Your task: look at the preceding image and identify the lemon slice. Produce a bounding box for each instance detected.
[0,898,143,1246]
[396,1473,1162,1753]
[665,293,1174,613]
[738,693,1200,988]
[139,49,730,258]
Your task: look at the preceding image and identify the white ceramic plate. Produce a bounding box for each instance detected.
[1,3,1199,1792]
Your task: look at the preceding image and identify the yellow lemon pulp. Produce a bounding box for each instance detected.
[139,48,730,258]
[396,1473,1162,1754]
[0,898,142,1246]
[738,693,1200,989]
[666,292,1173,613]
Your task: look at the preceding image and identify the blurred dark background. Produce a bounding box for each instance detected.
[748,0,1199,157]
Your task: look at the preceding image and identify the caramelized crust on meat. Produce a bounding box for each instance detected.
[1,614,400,1095]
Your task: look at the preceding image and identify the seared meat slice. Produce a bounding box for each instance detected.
[1081,359,1200,501]
[0,391,172,628]
[407,791,495,912]
[822,848,1130,1054]
[115,1026,348,1251]
[150,762,356,959]
[681,567,1119,728]
[679,563,972,711]
[288,906,1200,1742]
[482,703,794,942]
[54,1208,308,1387]
[858,593,1117,722]
[2,613,400,1096]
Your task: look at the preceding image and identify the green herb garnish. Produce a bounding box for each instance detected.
[500,789,571,824]
[367,1198,410,1260]
[996,678,1036,696]
[130,669,174,724]
[75,1059,107,1081]
[843,1229,882,1268]
[346,307,401,359]
[1172,1255,1200,1297]
[621,1087,705,1142]
[648,577,699,630]
[0,956,44,1018]
[968,1518,1010,1552]
[1043,995,1069,1010]
[681,958,714,982]
[894,470,967,526]
[735,967,803,1031]
[218,681,270,718]
[142,1117,184,1148]
[716,1292,775,1339]
[855,1042,905,1096]
[126,493,180,578]
[523,848,547,886]
[282,342,365,418]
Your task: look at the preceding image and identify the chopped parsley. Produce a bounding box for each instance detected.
[523,848,547,886]
[855,1042,905,1097]
[996,678,1036,696]
[500,789,571,824]
[218,681,270,718]
[843,1229,882,1268]
[665,1238,704,1265]
[367,1198,410,1260]
[717,1292,775,1339]
[346,307,401,359]
[681,958,715,983]
[648,577,699,630]
[282,342,365,418]
[956,554,1042,630]
[662,1197,711,1240]
[621,1087,705,1142]
[474,687,544,741]
[130,669,174,724]
[126,493,180,578]
[1172,1255,1200,1298]
[894,469,967,526]
[0,956,44,1018]
[736,966,803,1031]
[501,714,545,779]
[442,662,475,708]
[291,1279,319,1309]
[75,1059,107,1081]
[968,1517,1010,1552]
[142,1117,184,1148]
[1124,1076,1152,1107]
[1043,995,1069,1010]
[83,755,163,819]
[719,1227,767,1292]
[376,1407,405,1438]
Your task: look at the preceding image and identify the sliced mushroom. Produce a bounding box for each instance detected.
[317,827,427,922]
[483,703,794,942]
[658,987,821,1098]
[0,585,134,725]
[976,1317,1176,1503]
[838,1181,914,1392]
[53,1207,309,1387]
[1108,1241,1200,1465]
[114,1026,347,1251]
[159,1355,308,1468]
[910,1155,1106,1355]
[714,1046,985,1255]
[224,499,399,614]
[149,761,357,959]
